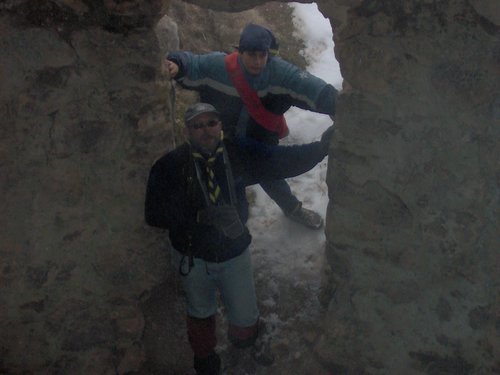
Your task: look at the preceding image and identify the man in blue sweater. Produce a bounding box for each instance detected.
[165,23,338,230]
[145,103,333,374]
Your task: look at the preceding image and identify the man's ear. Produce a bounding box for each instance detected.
[182,126,189,138]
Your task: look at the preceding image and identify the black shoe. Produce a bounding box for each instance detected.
[223,329,274,372]
[194,352,221,375]
[222,343,274,373]
[251,320,275,367]
[251,336,274,367]
[223,347,257,374]
[286,205,324,229]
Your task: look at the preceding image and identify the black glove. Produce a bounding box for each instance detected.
[320,125,335,155]
[197,205,245,239]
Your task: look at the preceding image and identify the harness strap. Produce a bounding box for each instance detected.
[180,154,196,276]
[221,145,237,206]
[224,52,289,139]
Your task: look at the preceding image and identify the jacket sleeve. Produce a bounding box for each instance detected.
[144,156,185,229]
[166,51,228,89]
[234,138,327,186]
[267,57,338,115]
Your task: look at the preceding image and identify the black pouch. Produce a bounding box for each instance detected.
[197,205,245,239]
[218,214,245,239]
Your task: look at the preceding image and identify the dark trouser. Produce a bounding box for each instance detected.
[260,179,301,214]
[245,123,301,214]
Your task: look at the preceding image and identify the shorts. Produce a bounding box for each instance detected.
[172,247,259,327]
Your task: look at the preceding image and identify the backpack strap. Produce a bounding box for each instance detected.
[179,146,196,276]
[224,52,289,139]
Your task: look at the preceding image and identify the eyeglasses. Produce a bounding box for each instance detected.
[187,119,220,130]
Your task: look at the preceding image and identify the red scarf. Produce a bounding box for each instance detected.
[224,52,289,139]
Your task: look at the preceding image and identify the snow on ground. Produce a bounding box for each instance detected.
[248,1,341,302]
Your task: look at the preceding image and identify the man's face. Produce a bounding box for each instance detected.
[184,113,222,154]
[239,50,268,75]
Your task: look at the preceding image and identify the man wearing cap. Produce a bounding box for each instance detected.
[145,102,334,374]
[165,23,338,230]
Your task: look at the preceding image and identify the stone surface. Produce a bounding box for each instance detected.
[0,0,498,373]
[0,1,171,373]
[321,0,500,374]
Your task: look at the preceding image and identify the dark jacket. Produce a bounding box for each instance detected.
[145,138,326,262]
[167,51,337,143]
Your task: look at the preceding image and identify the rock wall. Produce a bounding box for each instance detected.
[318,0,499,374]
[0,1,172,373]
[0,0,498,374]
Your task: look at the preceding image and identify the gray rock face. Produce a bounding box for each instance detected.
[0,0,498,373]
[0,1,171,373]
[320,0,499,374]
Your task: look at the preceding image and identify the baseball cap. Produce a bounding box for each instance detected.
[184,103,220,123]
[238,23,279,54]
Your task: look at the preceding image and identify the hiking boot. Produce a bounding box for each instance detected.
[286,204,324,229]
[223,347,257,374]
[222,342,273,374]
[250,319,275,367]
[223,329,274,372]
[251,336,274,367]
[194,352,221,375]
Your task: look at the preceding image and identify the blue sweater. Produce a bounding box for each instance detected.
[167,51,337,142]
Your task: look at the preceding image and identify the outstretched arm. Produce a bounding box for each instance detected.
[166,51,227,87]
[268,57,338,116]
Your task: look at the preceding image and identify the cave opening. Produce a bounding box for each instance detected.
[143,2,341,373]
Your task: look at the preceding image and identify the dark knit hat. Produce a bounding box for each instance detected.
[238,23,279,53]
